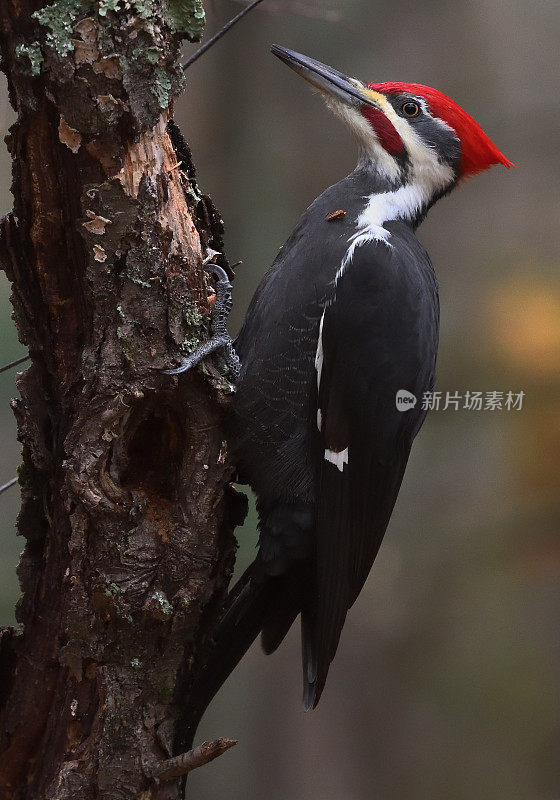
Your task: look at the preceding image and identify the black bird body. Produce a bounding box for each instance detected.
[175,47,510,729]
[231,166,439,705]
[234,168,438,501]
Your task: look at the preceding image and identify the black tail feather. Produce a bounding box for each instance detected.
[178,562,272,750]
[178,558,313,754]
[260,568,304,654]
[301,607,318,710]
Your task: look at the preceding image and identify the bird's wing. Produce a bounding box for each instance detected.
[307,237,439,707]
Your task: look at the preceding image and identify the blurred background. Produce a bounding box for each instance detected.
[1,0,559,797]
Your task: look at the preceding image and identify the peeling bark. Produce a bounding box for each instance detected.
[0,2,240,797]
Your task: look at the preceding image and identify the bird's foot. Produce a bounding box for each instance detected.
[163,252,240,379]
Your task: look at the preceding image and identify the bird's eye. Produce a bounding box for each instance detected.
[402,101,420,117]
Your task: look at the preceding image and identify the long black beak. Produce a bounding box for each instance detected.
[271,45,378,109]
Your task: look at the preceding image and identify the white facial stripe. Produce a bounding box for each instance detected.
[324,447,349,472]
[326,89,457,195]
[369,93,455,190]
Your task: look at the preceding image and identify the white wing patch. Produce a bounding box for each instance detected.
[324,447,349,472]
[315,313,347,468]
[315,311,325,392]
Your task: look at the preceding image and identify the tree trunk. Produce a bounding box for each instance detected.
[0,2,240,796]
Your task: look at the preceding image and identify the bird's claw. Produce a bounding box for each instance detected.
[161,252,240,379]
[202,251,230,286]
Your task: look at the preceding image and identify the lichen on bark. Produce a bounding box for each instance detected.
[27,0,193,135]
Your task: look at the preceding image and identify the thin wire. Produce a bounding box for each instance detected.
[0,354,30,374]
[183,0,266,70]
[0,476,18,495]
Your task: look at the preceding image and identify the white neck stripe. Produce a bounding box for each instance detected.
[338,183,428,277]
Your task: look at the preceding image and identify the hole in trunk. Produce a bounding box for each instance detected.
[121,404,185,500]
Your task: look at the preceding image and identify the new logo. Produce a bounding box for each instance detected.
[396,389,417,411]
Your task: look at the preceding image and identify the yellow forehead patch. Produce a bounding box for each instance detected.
[357,87,390,109]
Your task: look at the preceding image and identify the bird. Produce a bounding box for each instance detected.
[178,45,512,736]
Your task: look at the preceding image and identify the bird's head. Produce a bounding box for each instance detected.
[271,45,512,198]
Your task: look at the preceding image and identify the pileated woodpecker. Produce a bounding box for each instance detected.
[171,46,511,734]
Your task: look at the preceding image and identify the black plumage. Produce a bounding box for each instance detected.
[229,167,439,707]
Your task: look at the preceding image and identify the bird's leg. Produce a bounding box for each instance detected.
[163,253,240,379]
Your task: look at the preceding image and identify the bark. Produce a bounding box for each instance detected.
[0,2,242,797]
